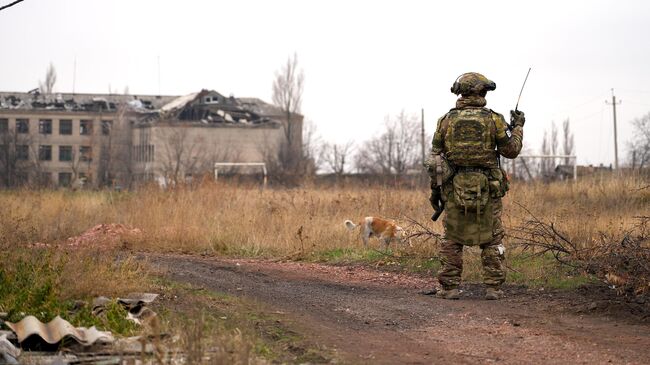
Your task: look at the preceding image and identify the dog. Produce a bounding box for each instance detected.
[344,216,408,249]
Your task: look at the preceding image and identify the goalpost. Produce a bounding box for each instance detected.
[510,155,578,181]
[213,162,268,186]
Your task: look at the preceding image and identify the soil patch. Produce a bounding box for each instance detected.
[147,253,650,364]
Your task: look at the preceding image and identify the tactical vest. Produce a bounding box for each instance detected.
[443,108,498,168]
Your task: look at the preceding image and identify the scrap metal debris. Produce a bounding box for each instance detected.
[0,333,20,363]
[93,293,159,326]
[5,316,114,346]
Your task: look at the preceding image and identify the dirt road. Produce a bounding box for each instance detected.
[148,254,650,364]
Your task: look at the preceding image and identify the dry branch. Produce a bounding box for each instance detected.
[510,203,650,295]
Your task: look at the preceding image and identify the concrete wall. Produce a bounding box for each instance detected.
[133,122,285,184]
[0,110,118,187]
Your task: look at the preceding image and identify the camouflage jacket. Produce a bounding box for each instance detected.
[431,107,523,169]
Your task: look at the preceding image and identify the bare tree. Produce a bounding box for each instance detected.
[550,121,558,170]
[0,129,35,187]
[562,118,574,165]
[627,112,650,170]
[301,119,323,174]
[272,53,306,177]
[322,141,354,177]
[159,127,237,187]
[354,110,420,175]
[540,130,550,177]
[39,62,57,97]
[159,128,200,187]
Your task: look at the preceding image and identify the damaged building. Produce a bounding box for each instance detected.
[0,89,302,188]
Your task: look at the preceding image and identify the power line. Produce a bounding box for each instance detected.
[547,92,608,119]
[0,0,25,12]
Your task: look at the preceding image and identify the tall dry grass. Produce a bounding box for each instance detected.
[1,175,647,257]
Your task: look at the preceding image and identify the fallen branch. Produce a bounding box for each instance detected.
[509,203,650,296]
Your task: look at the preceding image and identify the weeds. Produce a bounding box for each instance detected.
[0,246,150,335]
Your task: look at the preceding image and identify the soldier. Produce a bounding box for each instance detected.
[425,72,525,300]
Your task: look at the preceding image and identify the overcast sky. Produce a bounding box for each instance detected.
[1,0,649,166]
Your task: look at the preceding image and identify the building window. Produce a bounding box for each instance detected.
[79,146,92,162]
[132,144,154,162]
[39,119,52,134]
[80,120,93,135]
[58,172,72,187]
[16,171,28,184]
[0,119,7,133]
[59,120,72,135]
[16,145,29,160]
[101,120,112,135]
[39,145,52,161]
[39,172,51,186]
[59,145,72,161]
[16,119,29,134]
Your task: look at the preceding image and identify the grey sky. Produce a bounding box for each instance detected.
[1,0,649,166]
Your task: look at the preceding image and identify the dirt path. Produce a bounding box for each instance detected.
[147,254,650,364]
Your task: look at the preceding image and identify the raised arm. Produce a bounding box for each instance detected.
[493,112,524,159]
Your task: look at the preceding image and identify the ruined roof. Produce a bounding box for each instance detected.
[238,97,287,117]
[0,91,176,113]
[157,89,286,126]
[0,90,298,124]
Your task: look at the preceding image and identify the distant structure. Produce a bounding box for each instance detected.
[0,89,302,188]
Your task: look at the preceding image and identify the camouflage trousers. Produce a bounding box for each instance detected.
[437,199,506,289]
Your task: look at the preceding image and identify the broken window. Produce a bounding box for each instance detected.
[39,145,52,161]
[59,120,72,135]
[59,145,72,161]
[16,119,29,133]
[58,172,72,187]
[80,120,93,135]
[79,146,92,162]
[16,145,29,160]
[39,119,52,134]
[101,120,112,135]
[0,119,7,133]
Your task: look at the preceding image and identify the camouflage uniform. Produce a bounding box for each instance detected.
[426,73,524,292]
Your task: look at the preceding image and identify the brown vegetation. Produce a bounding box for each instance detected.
[0,174,648,289]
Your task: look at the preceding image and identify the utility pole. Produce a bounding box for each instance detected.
[605,89,622,169]
[421,108,425,166]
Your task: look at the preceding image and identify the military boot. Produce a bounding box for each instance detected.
[485,287,504,300]
[436,288,460,300]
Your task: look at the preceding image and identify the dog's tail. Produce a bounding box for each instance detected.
[344,220,357,231]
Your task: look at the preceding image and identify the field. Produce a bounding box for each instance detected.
[1,174,649,363]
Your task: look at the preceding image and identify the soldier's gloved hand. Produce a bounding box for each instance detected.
[510,110,525,128]
[429,187,442,211]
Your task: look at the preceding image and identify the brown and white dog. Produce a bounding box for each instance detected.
[344,216,408,249]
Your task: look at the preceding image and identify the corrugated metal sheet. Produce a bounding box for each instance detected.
[117,292,159,307]
[5,316,114,346]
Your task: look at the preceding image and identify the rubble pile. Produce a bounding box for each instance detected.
[65,223,142,249]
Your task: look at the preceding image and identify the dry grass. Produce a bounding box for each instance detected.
[0,174,648,286]
[2,175,648,251]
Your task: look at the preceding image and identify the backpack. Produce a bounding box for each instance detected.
[443,108,497,168]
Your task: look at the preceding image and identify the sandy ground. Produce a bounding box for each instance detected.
[147,253,650,365]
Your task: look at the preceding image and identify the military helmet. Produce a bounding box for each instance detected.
[450,72,496,96]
